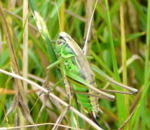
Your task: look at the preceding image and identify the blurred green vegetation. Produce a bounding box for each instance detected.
[0,0,149,130]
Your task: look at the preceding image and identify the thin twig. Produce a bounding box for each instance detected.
[51,1,86,22]
[119,55,142,73]
[28,73,66,97]
[83,0,98,55]
[23,0,28,92]
[118,109,136,130]
[0,122,80,130]
[65,9,86,22]
[0,88,39,95]
[2,8,38,32]
[52,107,69,130]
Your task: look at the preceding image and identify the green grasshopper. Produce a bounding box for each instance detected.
[29,2,114,118]
[53,32,115,119]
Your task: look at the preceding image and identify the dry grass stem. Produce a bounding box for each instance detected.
[0,69,103,130]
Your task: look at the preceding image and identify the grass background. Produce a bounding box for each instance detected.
[0,0,150,130]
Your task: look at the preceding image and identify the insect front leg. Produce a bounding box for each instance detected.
[43,58,64,91]
[60,64,72,106]
[47,58,64,70]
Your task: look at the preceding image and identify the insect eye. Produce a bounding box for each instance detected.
[58,36,66,45]
[59,36,63,39]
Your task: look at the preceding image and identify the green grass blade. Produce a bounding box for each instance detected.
[131,0,150,129]
[29,0,57,63]
[104,0,128,125]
